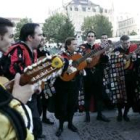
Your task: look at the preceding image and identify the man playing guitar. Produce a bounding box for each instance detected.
[112,35,140,121]
[54,37,80,137]
[79,31,110,122]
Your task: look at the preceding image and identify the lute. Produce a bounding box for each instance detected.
[0,55,64,93]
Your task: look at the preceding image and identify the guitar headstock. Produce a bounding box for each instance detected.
[19,55,64,88]
[4,55,64,92]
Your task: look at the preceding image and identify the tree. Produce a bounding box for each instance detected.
[130,31,137,35]
[15,18,32,40]
[43,13,75,43]
[81,15,113,39]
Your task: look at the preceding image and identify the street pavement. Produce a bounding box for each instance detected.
[41,109,140,140]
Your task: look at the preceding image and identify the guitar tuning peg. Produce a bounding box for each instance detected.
[31,77,36,82]
[42,57,47,63]
[40,72,44,77]
[37,60,42,65]
[46,55,52,60]
[24,67,28,72]
[32,63,37,67]
[28,66,32,70]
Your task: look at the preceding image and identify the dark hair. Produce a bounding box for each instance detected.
[86,31,96,37]
[19,23,40,41]
[120,35,130,41]
[65,37,75,50]
[101,33,107,36]
[108,40,112,45]
[0,17,14,36]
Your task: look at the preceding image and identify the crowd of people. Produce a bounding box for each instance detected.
[0,17,140,140]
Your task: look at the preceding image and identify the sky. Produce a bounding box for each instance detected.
[0,0,138,22]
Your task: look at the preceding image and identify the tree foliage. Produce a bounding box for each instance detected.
[43,13,75,43]
[81,15,113,39]
[15,18,32,40]
[130,31,137,35]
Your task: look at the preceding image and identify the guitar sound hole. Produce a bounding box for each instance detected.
[72,61,79,67]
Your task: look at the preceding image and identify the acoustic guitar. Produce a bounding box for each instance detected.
[124,46,140,69]
[0,55,64,93]
[60,43,114,81]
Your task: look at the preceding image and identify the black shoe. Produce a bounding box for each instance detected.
[96,115,110,122]
[55,128,63,137]
[117,114,122,122]
[85,112,90,122]
[123,115,130,122]
[68,124,78,132]
[42,118,54,125]
[37,134,46,139]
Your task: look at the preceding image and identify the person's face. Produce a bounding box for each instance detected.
[67,40,77,52]
[40,36,46,47]
[87,32,96,44]
[31,26,43,49]
[121,40,130,50]
[101,35,108,43]
[0,27,14,53]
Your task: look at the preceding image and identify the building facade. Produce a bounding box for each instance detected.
[117,13,140,36]
[49,0,113,36]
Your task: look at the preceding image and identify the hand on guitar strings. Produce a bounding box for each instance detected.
[66,66,77,74]
[86,58,92,63]
[12,73,41,104]
[131,52,137,61]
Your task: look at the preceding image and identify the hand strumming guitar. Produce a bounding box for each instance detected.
[86,58,92,63]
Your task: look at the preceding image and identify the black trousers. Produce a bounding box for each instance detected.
[84,68,104,114]
[54,78,79,122]
[125,72,137,108]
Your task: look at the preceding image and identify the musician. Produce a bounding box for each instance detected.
[113,35,139,121]
[3,23,45,139]
[37,36,54,125]
[54,37,80,137]
[101,33,108,45]
[79,31,110,122]
[0,17,36,140]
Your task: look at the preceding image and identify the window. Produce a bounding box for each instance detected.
[105,9,107,13]
[70,7,72,11]
[75,7,78,11]
[82,7,86,12]
[93,8,96,12]
[100,8,103,13]
[88,7,91,10]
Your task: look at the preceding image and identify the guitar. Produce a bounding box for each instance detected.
[0,55,64,93]
[124,45,140,69]
[60,43,114,81]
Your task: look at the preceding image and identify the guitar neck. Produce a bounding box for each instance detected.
[4,74,33,92]
[3,56,64,93]
[77,45,109,64]
[77,47,101,64]
[126,47,140,60]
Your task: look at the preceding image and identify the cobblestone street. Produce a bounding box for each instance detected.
[42,110,140,140]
